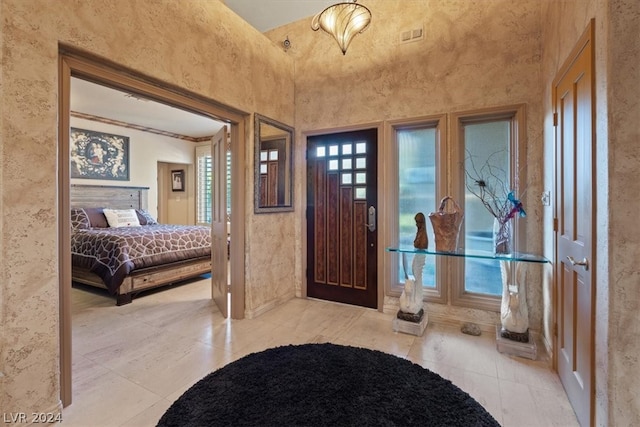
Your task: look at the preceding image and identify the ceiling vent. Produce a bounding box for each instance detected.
[400,27,424,44]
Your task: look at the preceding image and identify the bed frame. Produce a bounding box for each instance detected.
[70,184,212,305]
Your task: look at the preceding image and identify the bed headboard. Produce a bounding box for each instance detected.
[70,184,149,210]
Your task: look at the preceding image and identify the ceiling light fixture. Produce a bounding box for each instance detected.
[311,0,371,55]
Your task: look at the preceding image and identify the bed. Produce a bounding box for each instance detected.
[70,184,212,305]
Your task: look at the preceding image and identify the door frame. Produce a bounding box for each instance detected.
[552,19,596,425]
[58,46,247,406]
[301,122,385,311]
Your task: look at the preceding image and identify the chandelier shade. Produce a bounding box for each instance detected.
[311,0,372,55]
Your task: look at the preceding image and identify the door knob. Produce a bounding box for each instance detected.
[566,256,589,270]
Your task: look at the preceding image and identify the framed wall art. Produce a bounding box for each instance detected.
[171,169,185,192]
[70,128,130,180]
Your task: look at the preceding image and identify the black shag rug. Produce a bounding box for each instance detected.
[157,343,500,427]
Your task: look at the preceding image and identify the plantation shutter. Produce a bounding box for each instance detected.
[196,144,212,225]
[196,142,231,225]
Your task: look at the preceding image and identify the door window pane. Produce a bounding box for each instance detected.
[397,127,436,289]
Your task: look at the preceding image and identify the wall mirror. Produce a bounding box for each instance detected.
[254,113,294,213]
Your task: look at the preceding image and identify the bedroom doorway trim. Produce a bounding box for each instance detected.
[58,46,247,406]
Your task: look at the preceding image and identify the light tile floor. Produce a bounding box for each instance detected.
[63,278,579,427]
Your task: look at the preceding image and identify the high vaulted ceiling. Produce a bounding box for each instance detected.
[71,1,335,138]
[223,0,337,32]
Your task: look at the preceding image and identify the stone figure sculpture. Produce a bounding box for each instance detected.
[413,212,428,250]
[399,213,427,317]
[399,254,426,315]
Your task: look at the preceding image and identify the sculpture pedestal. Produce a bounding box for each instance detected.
[495,325,537,360]
[394,252,428,336]
[393,309,428,336]
[499,260,529,336]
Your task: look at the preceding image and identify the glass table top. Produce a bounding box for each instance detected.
[385,247,550,264]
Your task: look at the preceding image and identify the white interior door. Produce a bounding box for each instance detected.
[211,126,228,317]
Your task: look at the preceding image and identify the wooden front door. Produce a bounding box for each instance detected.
[211,126,229,318]
[307,129,378,308]
[553,20,595,427]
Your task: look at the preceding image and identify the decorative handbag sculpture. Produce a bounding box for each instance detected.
[428,196,464,252]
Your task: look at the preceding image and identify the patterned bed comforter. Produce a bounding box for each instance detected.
[72,224,211,294]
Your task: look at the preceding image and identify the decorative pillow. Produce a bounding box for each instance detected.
[71,208,91,231]
[136,209,158,225]
[84,207,109,228]
[103,208,141,228]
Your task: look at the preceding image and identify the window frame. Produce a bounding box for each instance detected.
[385,114,448,304]
[450,104,527,311]
[385,105,526,313]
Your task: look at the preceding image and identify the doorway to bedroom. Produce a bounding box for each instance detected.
[157,161,193,225]
[59,49,247,407]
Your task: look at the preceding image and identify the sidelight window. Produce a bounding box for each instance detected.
[391,105,525,311]
[460,120,510,297]
[397,126,439,296]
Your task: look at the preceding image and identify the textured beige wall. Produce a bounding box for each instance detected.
[0,0,295,414]
[267,0,546,330]
[604,0,640,423]
[599,0,640,423]
[541,0,640,424]
[2,0,638,422]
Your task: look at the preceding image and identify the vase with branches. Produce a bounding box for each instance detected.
[463,149,526,254]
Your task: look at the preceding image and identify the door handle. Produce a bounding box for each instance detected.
[365,206,376,232]
[566,256,589,270]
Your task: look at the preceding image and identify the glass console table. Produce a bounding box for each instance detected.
[386,246,549,360]
[385,247,549,264]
